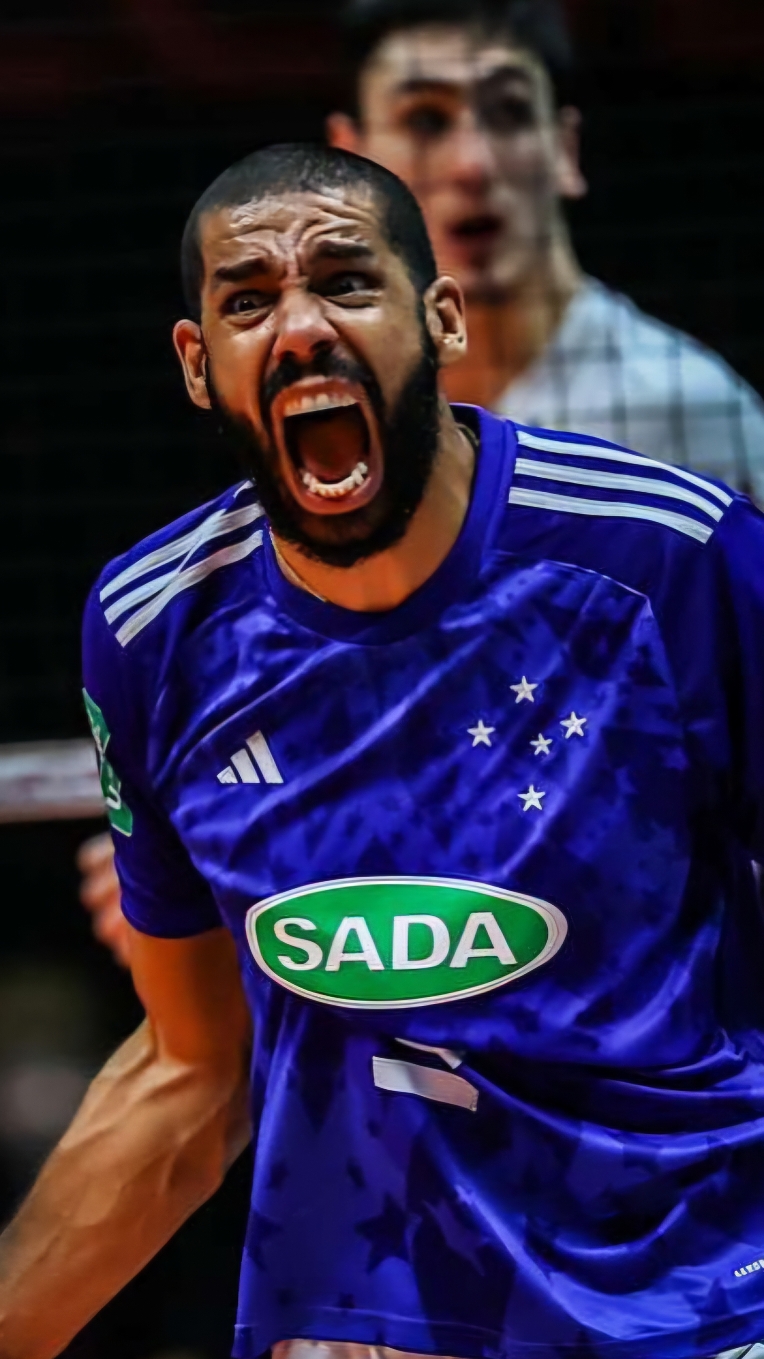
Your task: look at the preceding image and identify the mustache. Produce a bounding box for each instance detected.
[261,350,383,416]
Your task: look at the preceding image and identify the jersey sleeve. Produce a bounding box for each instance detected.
[709,498,764,859]
[82,586,222,938]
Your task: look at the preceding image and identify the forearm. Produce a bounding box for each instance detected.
[0,1019,251,1359]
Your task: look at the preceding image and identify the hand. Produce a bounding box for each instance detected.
[76,833,131,967]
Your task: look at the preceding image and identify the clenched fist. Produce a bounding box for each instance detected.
[76,833,131,967]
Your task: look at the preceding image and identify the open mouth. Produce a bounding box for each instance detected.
[271,380,383,516]
[448,214,503,250]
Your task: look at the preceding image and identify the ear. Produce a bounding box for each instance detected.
[555,106,588,201]
[423,275,468,369]
[326,111,363,153]
[173,319,212,411]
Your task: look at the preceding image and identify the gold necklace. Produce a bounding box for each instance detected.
[456,422,479,454]
[269,531,327,601]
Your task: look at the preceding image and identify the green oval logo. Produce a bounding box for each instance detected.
[245,877,567,1009]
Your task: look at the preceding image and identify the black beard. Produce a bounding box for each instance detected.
[208,335,441,570]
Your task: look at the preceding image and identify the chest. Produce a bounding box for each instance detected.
[151,561,689,924]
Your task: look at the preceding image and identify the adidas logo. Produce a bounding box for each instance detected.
[218,731,284,786]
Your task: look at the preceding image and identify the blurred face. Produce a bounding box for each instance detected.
[332,24,584,302]
[174,186,464,566]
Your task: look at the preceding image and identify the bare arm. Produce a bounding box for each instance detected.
[0,924,252,1359]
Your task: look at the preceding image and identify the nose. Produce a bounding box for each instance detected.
[448,109,497,192]
[270,285,339,369]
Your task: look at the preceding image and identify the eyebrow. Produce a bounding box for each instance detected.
[210,240,376,289]
[393,64,533,97]
[309,241,377,264]
[211,257,271,288]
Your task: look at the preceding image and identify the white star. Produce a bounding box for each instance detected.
[561,712,587,739]
[510,676,538,704]
[530,733,553,757]
[518,785,546,813]
[468,720,495,748]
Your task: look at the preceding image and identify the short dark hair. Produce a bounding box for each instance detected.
[341,0,576,111]
[180,142,438,321]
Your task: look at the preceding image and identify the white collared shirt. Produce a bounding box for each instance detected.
[496,276,764,502]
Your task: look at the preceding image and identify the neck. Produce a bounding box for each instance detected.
[442,234,582,410]
[271,401,475,612]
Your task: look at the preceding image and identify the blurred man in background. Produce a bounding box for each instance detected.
[328,0,764,498]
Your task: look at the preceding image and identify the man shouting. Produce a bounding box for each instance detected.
[3,144,764,1359]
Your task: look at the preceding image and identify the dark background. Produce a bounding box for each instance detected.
[0,2,762,1355]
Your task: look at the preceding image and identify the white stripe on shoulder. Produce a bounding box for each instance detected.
[516,430,733,507]
[116,527,264,647]
[100,499,263,603]
[509,485,714,544]
[514,457,724,522]
[104,562,185,625]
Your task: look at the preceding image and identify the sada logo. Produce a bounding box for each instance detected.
[245,877,567,1009]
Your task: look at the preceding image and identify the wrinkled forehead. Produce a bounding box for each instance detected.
[362,23,546,99]
[198,187,389,277]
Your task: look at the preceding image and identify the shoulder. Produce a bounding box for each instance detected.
[509,421,734,545]
[499,418,754,605]
[495,418,764,720]
[587,279,762,404]
[89,480,266,652]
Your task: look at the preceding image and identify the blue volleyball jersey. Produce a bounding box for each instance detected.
[82,408,764,1359]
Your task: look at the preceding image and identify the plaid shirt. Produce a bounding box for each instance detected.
[497,277,764,502]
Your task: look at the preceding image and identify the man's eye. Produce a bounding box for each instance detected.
[323,273,375,299]
[481,94,536,133]
[228,293,270,315]
[402,106,451,138]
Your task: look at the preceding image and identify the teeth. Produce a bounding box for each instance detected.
[283,391,359,419]
[300,460,370,499]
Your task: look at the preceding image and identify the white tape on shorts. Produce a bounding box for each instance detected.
[372,1056,478,1111]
